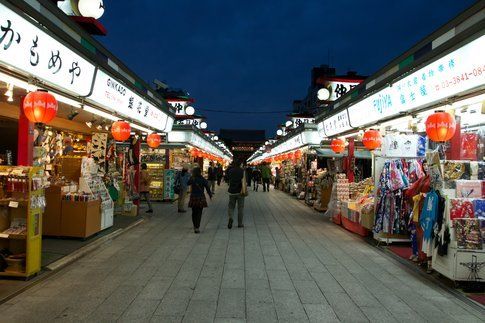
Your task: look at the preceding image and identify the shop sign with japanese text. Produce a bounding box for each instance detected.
[89,69,169,132]
[348,36,485,128]
[175,118,204,128]
[0,3,96,96]
[291,117,315,128]
[323,110,352,136]
[167,100,189,116]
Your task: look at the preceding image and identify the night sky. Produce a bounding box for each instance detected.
[99,0,476,137]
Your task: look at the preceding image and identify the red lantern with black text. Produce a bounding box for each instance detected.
[362,129,382,150]
[111,121,131,141]
[425,111,456,142]
[23,90,58,124]
[147,133,161,148]
[331,138,346,154]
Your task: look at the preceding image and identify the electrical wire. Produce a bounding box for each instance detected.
[196,108,293,114]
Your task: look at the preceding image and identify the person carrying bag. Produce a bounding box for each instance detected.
[226,162,247,229]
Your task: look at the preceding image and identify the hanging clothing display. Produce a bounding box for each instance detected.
[374,159,425,235]
[419,190,439,256]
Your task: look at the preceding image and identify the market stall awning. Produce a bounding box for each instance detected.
[313,148,372,159]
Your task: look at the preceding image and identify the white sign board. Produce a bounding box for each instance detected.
[89,69,170,132]
[325,80,360,101]
[348,36,485,128]
[291,117,315,128]
[168,100,189,116]
[323,109,352,136]
[175,118,204,128]
[0,3,96,96]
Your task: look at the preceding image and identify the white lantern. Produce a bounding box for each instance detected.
[285,120,292,127]
[78,0,105,19]
[200,122,208,129]
[276,129,283,136]
[185,106,195,116]
[213,136,219,141]
[317,88,330,101]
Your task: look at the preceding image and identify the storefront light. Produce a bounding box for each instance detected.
[131,123,152,134]
[82,105,118,122]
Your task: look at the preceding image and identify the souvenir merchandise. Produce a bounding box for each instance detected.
[141,149,166,201]
[0,166,45,278]
[455,180,484,198]
[374,159,425,235]
[473,199,485,219]
[381,134,422,158]
[450,199,475,221]
[460,133,479,160]
[443,161,471,188]
[454,218,482,250]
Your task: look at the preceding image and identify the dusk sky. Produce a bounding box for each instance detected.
[99,0,476,137]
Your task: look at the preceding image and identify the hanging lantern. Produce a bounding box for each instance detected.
[362,129,382,150]
[111,120,131,141]
[147,133,161,148]
[295,150,302,159]
[331,138,346,154]
[425,111,456,142]
[23,90,58,124]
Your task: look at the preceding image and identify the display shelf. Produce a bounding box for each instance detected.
[0,166,45,279]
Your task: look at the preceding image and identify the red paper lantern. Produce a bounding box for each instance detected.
[23,90,58,124]
[147,133,161,148]
[425,111,456,142]
[295,150,302,159]
[362,129,382,150]
[111,121,131,141]
[331,138,346,154]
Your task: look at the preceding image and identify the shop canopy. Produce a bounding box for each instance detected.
[315,8,484,138]
[248,124,320,164]
[312,148,372,159]
[0,1,175,134]
[167,125,232,162]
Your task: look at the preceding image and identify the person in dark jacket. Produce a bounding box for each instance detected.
[252,167,261,191]
[188,167,212,233]
[226,162,245,229]
[216,163,224,186]
[207,162,217,194]
[245,165,252,188]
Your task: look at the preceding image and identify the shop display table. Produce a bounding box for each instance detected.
[340,201,370,237]
[433,244,485,282]
[60,199,101,239]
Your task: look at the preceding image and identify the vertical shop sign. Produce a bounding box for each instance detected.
[163,169,176,200]
[0,3,96,96]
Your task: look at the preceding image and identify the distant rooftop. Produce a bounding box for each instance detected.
[219,129,266,142]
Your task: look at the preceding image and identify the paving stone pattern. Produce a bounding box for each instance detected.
[0,186,484,322]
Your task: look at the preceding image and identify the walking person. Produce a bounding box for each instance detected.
[245,165,252,188]
[252,167,261,191]
[226,162,247,229]
[140,163,153,213]
[261,162,272,192]
[274,167,281,190]
[188,167,212,233]
[216,163,224,186]
[207,162,217,194]
[175,166,191,213]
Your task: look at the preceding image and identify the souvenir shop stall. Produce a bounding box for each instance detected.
[0,0,175,277]
[248,124,335,211]
[313,16,484,280]
[167,125,232,173]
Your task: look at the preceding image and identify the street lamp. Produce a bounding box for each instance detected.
[185,106,195,116]
[317,88,330,101]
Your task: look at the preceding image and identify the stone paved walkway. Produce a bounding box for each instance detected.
[1,186,484,322]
